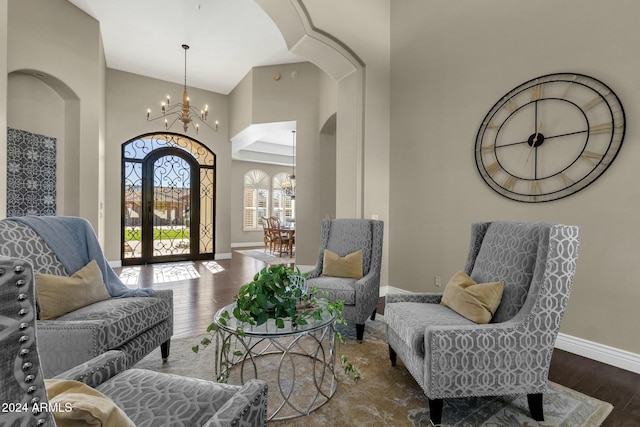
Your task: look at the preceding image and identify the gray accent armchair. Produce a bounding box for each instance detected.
[306,218,384,340]
[0,256,268,427]
[0,218,173,377]
[385,221,580,424]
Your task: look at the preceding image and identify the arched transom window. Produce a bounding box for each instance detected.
[243,169,270,230]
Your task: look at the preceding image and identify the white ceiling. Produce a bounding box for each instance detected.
[67,0,303,163]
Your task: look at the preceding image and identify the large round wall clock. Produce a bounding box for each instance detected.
[475,72,625,203]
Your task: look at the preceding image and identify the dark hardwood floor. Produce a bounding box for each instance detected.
[117,251,267,337]
[115,252,640,425]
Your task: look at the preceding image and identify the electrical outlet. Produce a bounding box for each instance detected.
[434,275,441,287]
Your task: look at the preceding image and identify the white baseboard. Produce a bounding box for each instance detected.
[380,285,640,375]
[380,285,411,297]
[231,242,264,248]
[295,264,316,274]
[555,332,640,374]
[215,253,232,260]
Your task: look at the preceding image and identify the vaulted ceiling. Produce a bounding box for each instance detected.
[68,0,304,163]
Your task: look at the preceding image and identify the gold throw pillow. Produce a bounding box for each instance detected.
[45,379,135,427]
[440,271,504,324]
[322,249,364,279]
[36,259,111,320]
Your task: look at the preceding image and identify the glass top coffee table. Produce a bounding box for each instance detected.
[212,302,338,421]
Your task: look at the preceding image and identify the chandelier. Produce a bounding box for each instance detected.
[146,44,218,134]
[282,130,296,200]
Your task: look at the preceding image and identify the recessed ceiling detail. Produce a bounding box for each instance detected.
[231,121,296,165]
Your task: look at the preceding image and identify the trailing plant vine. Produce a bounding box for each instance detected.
[192,264,360,383]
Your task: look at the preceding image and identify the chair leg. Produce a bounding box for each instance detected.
[428,398,443,425]
[527,393,544,421]
[389,345,397,366]
[356,323,364,341]
[161,339,171,361]
[370,308,376,321]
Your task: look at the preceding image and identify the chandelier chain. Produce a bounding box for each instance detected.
[282,130,297,200]
[183,44,188,89]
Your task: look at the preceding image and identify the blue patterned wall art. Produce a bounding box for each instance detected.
[6,127,57,216]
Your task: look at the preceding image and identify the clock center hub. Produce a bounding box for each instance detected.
[527,133,545,148]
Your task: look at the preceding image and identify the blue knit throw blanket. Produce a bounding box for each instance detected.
[10,216,154,298]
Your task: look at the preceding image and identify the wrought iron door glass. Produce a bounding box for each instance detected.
[122,133,215,264]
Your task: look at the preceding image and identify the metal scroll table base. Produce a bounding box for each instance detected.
[214,323,337,421]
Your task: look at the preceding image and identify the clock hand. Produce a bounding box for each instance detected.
[532,122,543,144]
[525,122,543,165]
[525,144,535,165]
[544,128,588,140]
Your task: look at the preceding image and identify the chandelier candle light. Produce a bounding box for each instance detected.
[282,130,296,200]
[146,44,218,134]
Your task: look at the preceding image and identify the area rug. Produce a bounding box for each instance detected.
[135,317,612,426]
[236,248,296,265]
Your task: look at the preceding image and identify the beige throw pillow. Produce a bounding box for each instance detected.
[36,260,111,320]
[322,249,364,279]
[440,271,504,324]
[45,379,135,427]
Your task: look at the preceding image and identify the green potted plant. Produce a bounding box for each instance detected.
[193,264,360,382]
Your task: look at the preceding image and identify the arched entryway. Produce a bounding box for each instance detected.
[258,0,366,218]
[121,132,216,265]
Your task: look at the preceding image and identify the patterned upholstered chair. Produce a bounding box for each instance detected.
[0,217,173,377]
[306,218,384,340]
[385,221,580,424]
[0,256,268,427]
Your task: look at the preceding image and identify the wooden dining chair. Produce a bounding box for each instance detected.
[260,216,273,253]
[277,217,296,256]
[268,216,291,257]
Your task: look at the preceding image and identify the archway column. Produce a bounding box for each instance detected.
[258,0,365,218]
[257,0,391,290]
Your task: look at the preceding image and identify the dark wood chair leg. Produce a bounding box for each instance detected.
[527,393,544,421]
[428,398,443,425]
[370,308,376,321]
[389,345,397,366]
[161,339,171,361]
[355,323,364,340]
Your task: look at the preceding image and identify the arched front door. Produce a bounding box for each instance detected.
[122,133,215,265]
